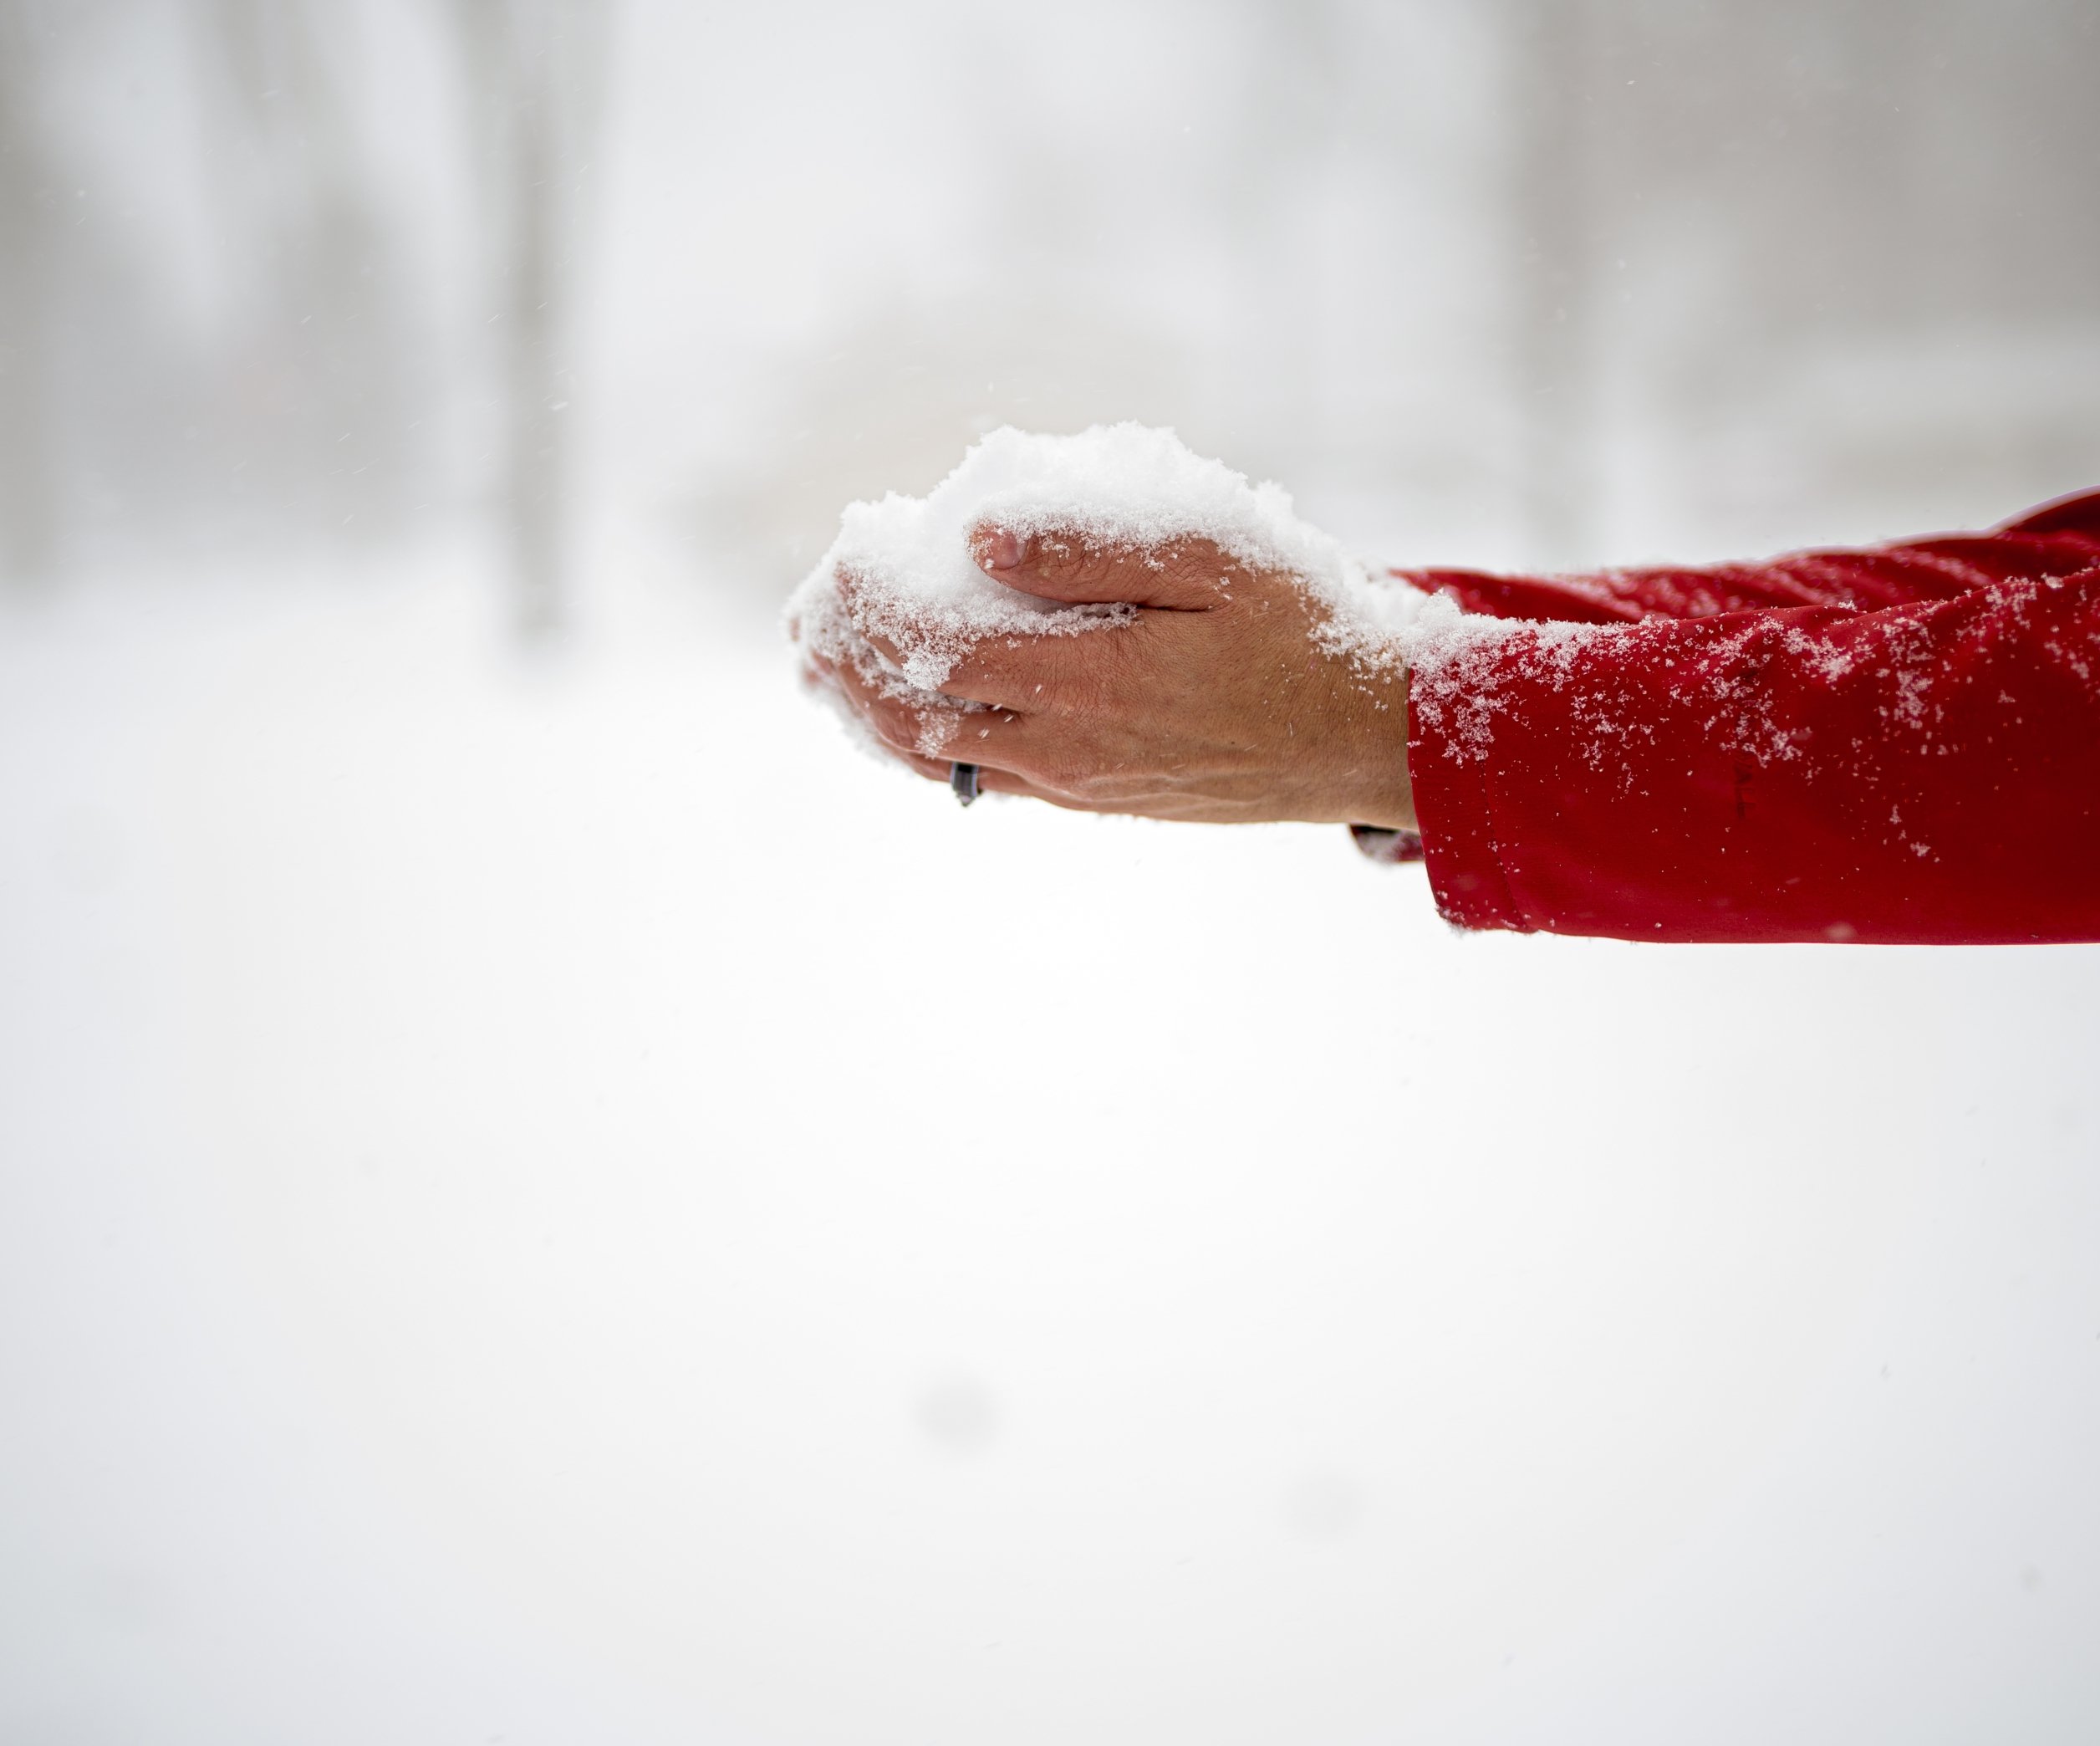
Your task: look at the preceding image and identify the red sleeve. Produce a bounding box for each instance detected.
[1396,490,2100,943]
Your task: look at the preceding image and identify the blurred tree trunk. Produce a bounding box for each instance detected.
[0,0,59,584]
[207,0,413,547]
[1509,0,1598,565]
[451,0,609,640]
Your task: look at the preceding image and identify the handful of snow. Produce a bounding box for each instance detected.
[786,423,1431,749]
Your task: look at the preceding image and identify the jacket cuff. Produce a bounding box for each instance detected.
[1408,721,1529,932]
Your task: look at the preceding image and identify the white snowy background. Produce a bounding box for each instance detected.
[3,3,2098,1743]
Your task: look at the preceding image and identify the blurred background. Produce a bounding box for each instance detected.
[3,3,2097,1742]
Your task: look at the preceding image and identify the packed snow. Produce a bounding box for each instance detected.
[786,424,1440,753]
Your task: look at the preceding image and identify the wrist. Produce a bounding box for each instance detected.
[1337,664,1414,830]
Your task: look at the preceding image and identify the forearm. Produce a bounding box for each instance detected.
[1405,574,2100,943]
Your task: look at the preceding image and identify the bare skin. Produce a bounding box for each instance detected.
[810,525,1415,830]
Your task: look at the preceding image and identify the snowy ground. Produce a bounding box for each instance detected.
[4,528,2097,1745]
[8,2,2100,1734]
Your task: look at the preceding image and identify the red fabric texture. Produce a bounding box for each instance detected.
[1396,489,2100,943]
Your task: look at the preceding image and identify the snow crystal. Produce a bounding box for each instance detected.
[786,424,1438,748]
[1398,592,1608,761]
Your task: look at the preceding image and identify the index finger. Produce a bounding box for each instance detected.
[931,620,1129,708]
[833,568,1134,710]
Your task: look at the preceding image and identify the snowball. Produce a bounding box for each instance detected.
[784,423,1434,753]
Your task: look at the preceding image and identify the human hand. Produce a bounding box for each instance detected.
[808,526,1414,829]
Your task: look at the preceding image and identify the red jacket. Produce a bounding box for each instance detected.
[1392,489,2100,943]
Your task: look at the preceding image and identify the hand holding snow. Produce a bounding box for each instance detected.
[787,424,1425,827]
[789,422,1420,691]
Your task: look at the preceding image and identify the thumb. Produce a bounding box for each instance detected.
[968,523,1247,612]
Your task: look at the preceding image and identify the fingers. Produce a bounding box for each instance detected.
[900,751,955,784]
[934,623,1122,708]
[969,524,1248,612]
[820,651,1033,764]
[833,569,1117,708]
[882,722,1114,816]
[930,756,1120,814]
[807,660,990,784]
[813,656,1139,818]
[829,570,1129,712]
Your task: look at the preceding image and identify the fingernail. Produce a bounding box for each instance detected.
[979,528,1024,572]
